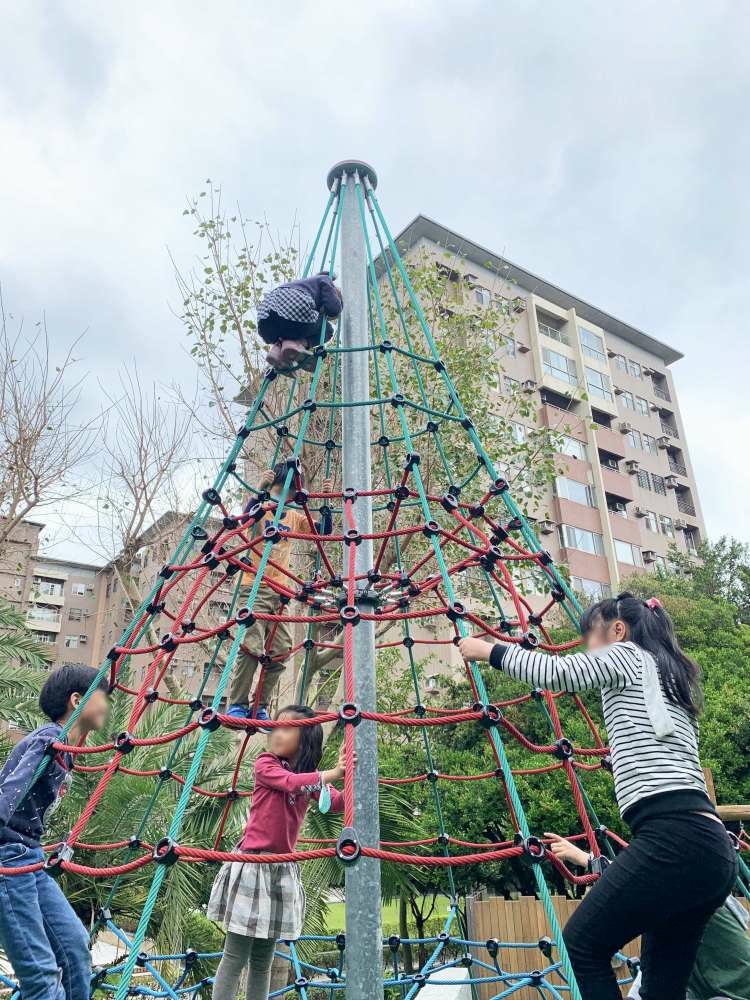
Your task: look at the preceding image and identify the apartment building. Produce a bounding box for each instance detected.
[394,215,704,601]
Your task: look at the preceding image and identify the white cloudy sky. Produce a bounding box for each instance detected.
[1,0,748,557]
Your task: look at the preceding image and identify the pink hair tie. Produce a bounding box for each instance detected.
[645,597,663,611]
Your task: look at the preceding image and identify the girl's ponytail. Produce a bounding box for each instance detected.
[580,592,703,718]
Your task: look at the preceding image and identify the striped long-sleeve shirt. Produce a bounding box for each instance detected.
[489,641,714,826]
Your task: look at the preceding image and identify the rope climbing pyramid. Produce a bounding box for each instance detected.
[1,160,668,1000]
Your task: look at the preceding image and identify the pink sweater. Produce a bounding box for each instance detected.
[239,752,344,854]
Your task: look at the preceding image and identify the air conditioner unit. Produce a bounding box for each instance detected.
[538,518,556,535]
[625,459,640,474]
[642,549,657,564]
[657,435,670,449]
[517,342,531,353]
[79,635,88,644]
[619,421,633,434]
[511,296,526,313]
[614,386,624,396]
[649,403,660,412]
[606,348,617,358]
[521,379,537,394]
[634,506,648,518]
[674,519,688,531]
[665,475,679,490]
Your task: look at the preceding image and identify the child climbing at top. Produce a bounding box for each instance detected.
[227,461,333,721]
[208,705,350,1000]
[546,831,750,1000]
[459,593,739,1000]
[259,271,343,373]
[0,664,110,1000]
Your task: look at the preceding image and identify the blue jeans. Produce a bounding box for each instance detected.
[0,843,91,1000]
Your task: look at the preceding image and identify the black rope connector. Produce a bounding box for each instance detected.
[413,703,426,717]
[479,545,503,569]
[434,359,446,372]
[440,492,459,513]
[98,906,113,922]
[303,638,315,651]
[245,502,265,524]
[521,835,546,863]
[379,339,394,353]
[335,933,346,951]
[529,971,543,986]
[531,686,544,701]
[202,552,220,570]
[491,524,509,544]
[236,423,251,440]
[225,561,241,577]
[550,585,566,603]
[426,420,439,433]
[263,524,281,544]
[158,767,172,782]
[498,618,513,633]
[189,697,204,712]
[145,687,159,704]
[275,424,289,438]
[160,633,178,652]
[181,620,196,634]
[223,516,239,530]
[520,631,539,650]
[486,938,499,958]
[293,977,309,992]
[412,973,426,987]
[538,936,553,959]
[301,398,316,413]
[258,653,273,668]
[236,607,256,626]
[342,486,357,502]
[153,837,179,866]
[393,484,410,500]
[390,393,405,407]
[335,828,361,864]
[601,754,613,772]
[402,635,414,649]
[135,952,149,968]
[367,569,381,584]
[184,949,199,968]
[191,525,209,541]
[158,564,174,580]
[490,477,509,494]
[202,488,221,506]
[324,438,336,451]
[344,528,362,546]
[404,451,420,470]
[114,731,135,754]
[377,434,390,448]
[226,788,240,802]
[469,503,485,518]
[340,605,360,626]
[528,613,543,627]
[44,842,74,876]
[422,520,440,538]
[445,602,465,622]
[198,708,221,731]
[460,417,474,431]
[338,703,362,726]
[437,832,450,847]
[294,489,309,506]
[552,738,574,761]
[388,934,400,952]
[427,769,439,783]
[146,600,165,616]
[507,516,523,532]
[537,549,553,566]
[264,366,277,382]
[473,702,501,728]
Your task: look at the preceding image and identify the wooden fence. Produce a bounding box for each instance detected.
[466,894,639,1000]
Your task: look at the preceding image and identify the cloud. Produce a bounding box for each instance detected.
[1,0,747,554]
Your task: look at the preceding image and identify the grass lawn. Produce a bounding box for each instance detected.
[323,897,452,934]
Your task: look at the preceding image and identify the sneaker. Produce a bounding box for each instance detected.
[265,342,289,371]
[251,705,272,732]
[226,703,251,719]
[278,340,313,368]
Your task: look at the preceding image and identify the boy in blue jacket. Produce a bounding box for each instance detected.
[0,664,110,1000]
[260,272,343,372]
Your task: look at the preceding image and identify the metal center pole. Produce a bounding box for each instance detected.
[330,160,383,999]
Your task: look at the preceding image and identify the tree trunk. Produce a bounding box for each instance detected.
[399,895,413,974]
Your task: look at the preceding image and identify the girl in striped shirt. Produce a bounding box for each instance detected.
[459,593,738,1000]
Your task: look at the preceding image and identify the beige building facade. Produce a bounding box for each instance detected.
[395,216,704,601]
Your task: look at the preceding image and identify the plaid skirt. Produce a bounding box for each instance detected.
[207,861,305,939]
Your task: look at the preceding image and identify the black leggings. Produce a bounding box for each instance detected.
[258,312,334,346]
[562,812,738,1000]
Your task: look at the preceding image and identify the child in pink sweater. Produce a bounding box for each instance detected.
[208,705,349,1000]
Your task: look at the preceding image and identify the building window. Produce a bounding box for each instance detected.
[71,583,86,597]
[644,510,659,533]
[558,524,605,556]
[585,367,613,402]
[555,476,595,507]
[68,607,83,622]
[660,514,675,538]
[626,428,642,450]
[637,470,651,491]
[14,576,23,590]
[503,338,517,359]
[684,529,698,554]
[538,317,570,345]
[64,636,79,649]
[608,500,628,518]
[643,434,658,455]
[620,390,635,411]
[652,474,667,496]
[556,435,587,461]
[474,287,491,308]
[34,632,56,645]
[112,578,118,593]
[33,577,64,598]
[511,422,526,444]
[425,676,439,691]
[579,328,606,364]
[613,353,628,372]
[571,576,612,600]
[635,396,649,416]
[628,360,642,379]
[543,348,578,386]
[502,375,519,395]
[615,539,643,566]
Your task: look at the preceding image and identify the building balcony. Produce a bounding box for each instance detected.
[676,493,697,517]
[660,420,679,439]
[653,383,671,402]
[593,426,626,459]
[668,455,687,476]
[600,466,636,502]
[27,608,62,632]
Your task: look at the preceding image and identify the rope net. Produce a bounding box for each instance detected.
[3,168,745,1000]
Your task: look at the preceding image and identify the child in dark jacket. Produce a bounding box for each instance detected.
[259,272,343,372]
[0,664,110,1000]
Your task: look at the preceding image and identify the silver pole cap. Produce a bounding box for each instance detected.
[326,159,378,191]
